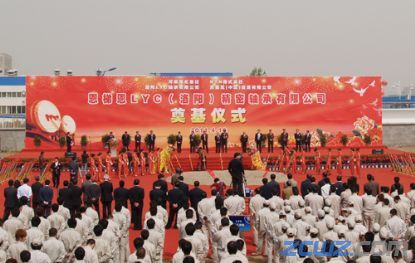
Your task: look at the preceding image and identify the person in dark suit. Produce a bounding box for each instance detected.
[58,180,71,208]
[150,184,166,208]
[303,130,312,152]
[129,179,145,230]
[215,132,221,153]
[39,179,53,217]
[86,181,101,216]
[153,174,168,195]
[260,180,274,200]
[364,174,380,196]
[294,129,302,152]
[100,175,113,219]
[268,173,281,196]
[51,157,62,188]
[280,129,289,151]
[267,129,275,153]
[31,176,43,210]
[68,180,82,216]
[69,156,79,182]
[134,131,142,152]
[81,174,93,204]
[240,132,248,153]
[255,129,263,153]
[300,174,313,197]
[147,130,156,151]
[220,129,229,153]
[66,132,73,153]
[114,180,129,208]
[165,183,184,229]
[176,132,183,153]
[189,181,206,211]
[3,179,18,220]
[201,131,208,153]
[177,176,189,205]
[334,176,345,195]
[228,153,245,196]
[122,131,131,151]
[189,131,196,153]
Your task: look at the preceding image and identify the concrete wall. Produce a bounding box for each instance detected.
[0,130,25,152]
[382,109,415,147]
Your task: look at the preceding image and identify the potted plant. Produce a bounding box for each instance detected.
[363,134,372,145]
[194,134,202,147]
[316,129,327,147]
[34,136,41,148]
[167,134,177,146]
[81,135,88,149]
[58,136,66,148]
[340,135,349,146]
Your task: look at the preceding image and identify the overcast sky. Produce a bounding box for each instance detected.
[1,0,415,94]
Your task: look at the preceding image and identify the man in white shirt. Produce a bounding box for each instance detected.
[386,208,407,240]
[17,178,33,201]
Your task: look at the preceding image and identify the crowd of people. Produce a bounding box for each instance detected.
[1,155,415,262]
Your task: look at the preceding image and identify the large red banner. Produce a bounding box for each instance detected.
[25,76,382,149]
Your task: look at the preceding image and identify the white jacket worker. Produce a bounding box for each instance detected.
[184,223,204,262]
[48,205,66,235]
[213,218,232,261]
[302,207,316,227]
[144,211,165,238]
[80,208,94,234]
[59,218,82,254]
[386,208,407,240]
[177,205,197,228]
[376,198,391,226]
[179,209,197,238]
[249,189,265,246]
[75,216,90,240]
[224,224,246,256]
[37,214,51,240]
[42,228,66,263]
[288,192,304,210]
[57,201,71,223]
[29,239,52,263]
[83,239,99,263]
[101,219,119,262]
[18,197,35,229]
[263,202,280,262]
[304,187,324,216]
[193,221,209,262]
[145,219,164,263]
[220,241,248,263]
[393,195,410,221]
[141,230,157,263]
[323,218,339,241]
[93,224,112,262]
[326,187,341,217]
[268,194,284,211]
[26,217,45,247]
[362,187,377,231]
[348,191,363,214]
[0,223,11,251]
[292,211,311,239]
[172,239,199,263]
[85,205,99,226]
[224,190,245,216]
[3,209,25,240]
[7,229,28,263]
[113,204,130,263]
[253,201,270,256]
[314,209,328,239]
[144,206,167,228]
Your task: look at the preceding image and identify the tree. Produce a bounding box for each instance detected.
[250,67,267,76]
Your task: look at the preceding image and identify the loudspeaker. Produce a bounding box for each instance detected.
[65,152,77,158]
[372,149,384,155]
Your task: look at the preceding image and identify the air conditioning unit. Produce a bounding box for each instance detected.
[0,53,12,76]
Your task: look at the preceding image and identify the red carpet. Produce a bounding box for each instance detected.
[1,147,414,259]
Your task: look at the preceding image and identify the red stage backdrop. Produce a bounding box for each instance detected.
[25,76,382,150]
